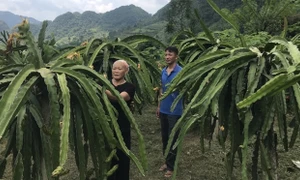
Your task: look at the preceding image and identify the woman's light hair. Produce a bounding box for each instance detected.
[113,60,129,70]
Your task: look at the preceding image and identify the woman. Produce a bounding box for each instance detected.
[106,60,135,180]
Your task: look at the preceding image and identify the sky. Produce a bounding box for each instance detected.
[1,0,170,21]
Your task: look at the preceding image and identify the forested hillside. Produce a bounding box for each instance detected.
[0,11,40,28]
[45,5,151,46]
[108,0,244,41]
[0,1,244,45]
[1,0,298,45]
[100,5,151,31]
[0,5,152,46]
[0,21,9,32]
[45,11,105,46]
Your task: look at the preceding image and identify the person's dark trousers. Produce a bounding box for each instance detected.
[108,130,131,180]
[159,113,181,171]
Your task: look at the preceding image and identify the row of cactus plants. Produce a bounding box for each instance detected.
[161,0,300,179]
[0,19,166,179]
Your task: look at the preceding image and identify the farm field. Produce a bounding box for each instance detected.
[1,107,300,180]
[1,0,300,179]
[130,106,300,180]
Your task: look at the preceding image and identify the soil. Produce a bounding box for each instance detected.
[129,106,300,180]
[1,105,300,180]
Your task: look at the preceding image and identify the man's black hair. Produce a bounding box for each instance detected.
[165,46,178,55]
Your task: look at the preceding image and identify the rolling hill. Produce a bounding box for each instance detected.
[0,0,245,45]
[0,4,152,46]
[0,11,40,28]
[0,20,9,32]
[44,5,152,46]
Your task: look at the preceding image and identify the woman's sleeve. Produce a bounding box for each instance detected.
[125,84,135,101]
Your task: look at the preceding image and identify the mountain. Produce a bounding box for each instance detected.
[0,11,41,28]
[0,20,9,32]
[106,4,170,41]
[108,0,243,41]
[100,4,151,31]
[0,1,241,45]
[45,4,152,46]
[0,1,246,45]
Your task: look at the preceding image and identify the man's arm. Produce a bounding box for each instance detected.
[156,88,162,118]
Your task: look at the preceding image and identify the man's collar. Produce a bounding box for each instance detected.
[163,63,180,72]
[173,64,181,72]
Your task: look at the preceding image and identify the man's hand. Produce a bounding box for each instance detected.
[156,87,162,119]
[156,107,160,118]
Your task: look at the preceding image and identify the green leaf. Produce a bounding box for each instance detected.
[162,51,231,98]
[41,69,61,168]
[54,46,86,61]
[87,42,110,67]
[289,87,300,148]
[22,113,33,180]
[170,115,200,179]
[13,106,26,180]
[237,72,300,109]
[245,57,266,97]
[0,64,24,75]
[275,92,288,150]
[194,9,215,43]
[122,34,166,48]
[0,64,36,138]
[280,17,288,38]
[49,59,78,69]
[64,65,148,171]
[260,142,273,179]
[16,106,26,151]
[270,37,300,64]
[57,73,71,172]
[102,87,146,175]
[73,104,87,180]
[52,67,117,147]
[69,82,99,178]
[214,52,257,69]
[84,38,103,61]
[28,104,43,128]
[38,21,48,49]
[0,122,15,177]
[13,153,24,180]
[206,0,246,46]
[241,109,253,180]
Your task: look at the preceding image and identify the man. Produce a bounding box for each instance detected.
[156,46,183,178]
[106,60,135,180]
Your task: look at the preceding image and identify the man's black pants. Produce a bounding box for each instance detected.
[159,113,181,171]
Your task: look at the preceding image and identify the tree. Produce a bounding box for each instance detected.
[164,0,244,34]
[233,0,300,35]
[165,0,196,33]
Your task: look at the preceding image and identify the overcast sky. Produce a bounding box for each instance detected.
[1,0,170,21]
